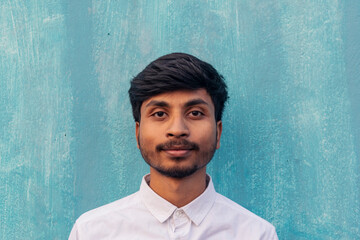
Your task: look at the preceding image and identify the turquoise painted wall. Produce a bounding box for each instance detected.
[1,1,359,239]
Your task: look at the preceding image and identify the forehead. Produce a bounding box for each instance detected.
[141,89,214,109]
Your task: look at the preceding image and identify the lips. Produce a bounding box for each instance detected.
[156,140,199,158]
[161,145,194,157]
[163,148,192,158]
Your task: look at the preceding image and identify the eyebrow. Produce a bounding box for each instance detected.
[144,98,209,109]
[184,99,209,108]
[145,100,170,108]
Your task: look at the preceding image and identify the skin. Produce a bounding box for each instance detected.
[136,89,222,207]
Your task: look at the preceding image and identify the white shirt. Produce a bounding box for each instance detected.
[69,174,278,240]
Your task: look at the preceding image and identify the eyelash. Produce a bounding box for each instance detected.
[189,111,203,117]
[152,111,166,118]
[150,110,204,119]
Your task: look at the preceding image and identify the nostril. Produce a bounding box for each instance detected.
[166,120,190,137]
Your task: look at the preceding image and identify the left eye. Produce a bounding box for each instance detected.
[153,111,166,117]
[189,111,203,117]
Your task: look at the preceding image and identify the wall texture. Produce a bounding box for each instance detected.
[1,0,359,239]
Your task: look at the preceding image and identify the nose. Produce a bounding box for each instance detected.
[166,115,190,138]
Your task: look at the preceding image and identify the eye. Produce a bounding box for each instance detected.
[152,111,166,118]
[189,110,204,118]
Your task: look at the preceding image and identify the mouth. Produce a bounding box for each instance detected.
[156,140,199,158]
[163,149,192,158]
[161,145,194,158]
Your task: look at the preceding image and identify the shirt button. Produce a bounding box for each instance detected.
[176,210,184,217]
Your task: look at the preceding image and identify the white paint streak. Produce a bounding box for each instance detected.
[303,160,312,167]
[43,14,64,23]
[26,178,31,201]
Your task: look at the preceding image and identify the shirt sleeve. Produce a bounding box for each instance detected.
[260,225,278,240]
[68,222,79,240]
[271,226,279,240]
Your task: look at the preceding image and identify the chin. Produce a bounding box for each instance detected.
[154,165,200,179]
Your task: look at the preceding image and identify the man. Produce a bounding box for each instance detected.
[69,53,278,239]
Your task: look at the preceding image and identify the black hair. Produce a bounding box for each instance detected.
[128,52,228,122]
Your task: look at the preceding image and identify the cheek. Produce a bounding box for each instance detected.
[193,122,217,140]
[139,124,158,143]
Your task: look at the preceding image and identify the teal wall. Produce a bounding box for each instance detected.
[1,1,359,239]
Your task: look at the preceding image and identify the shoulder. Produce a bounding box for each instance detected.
[75,191,141,224]
[69,192,145,239]
[213,193,277,235]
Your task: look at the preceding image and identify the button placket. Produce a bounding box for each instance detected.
[173,210,189,229]
[168,209,191,239]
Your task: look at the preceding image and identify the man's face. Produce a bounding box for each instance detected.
[136,89,222,179]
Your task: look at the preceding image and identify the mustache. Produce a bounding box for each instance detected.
[156,139,199,151]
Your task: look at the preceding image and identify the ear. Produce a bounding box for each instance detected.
[135,121,140,149]
[216,121,222,149]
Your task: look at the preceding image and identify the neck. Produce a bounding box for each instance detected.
[148,167,207,207]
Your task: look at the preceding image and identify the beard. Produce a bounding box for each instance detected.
[138,137,217,179]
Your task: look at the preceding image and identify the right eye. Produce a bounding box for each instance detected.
[152,111,166,118]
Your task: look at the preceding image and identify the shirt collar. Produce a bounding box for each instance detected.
[139,174,216,226]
